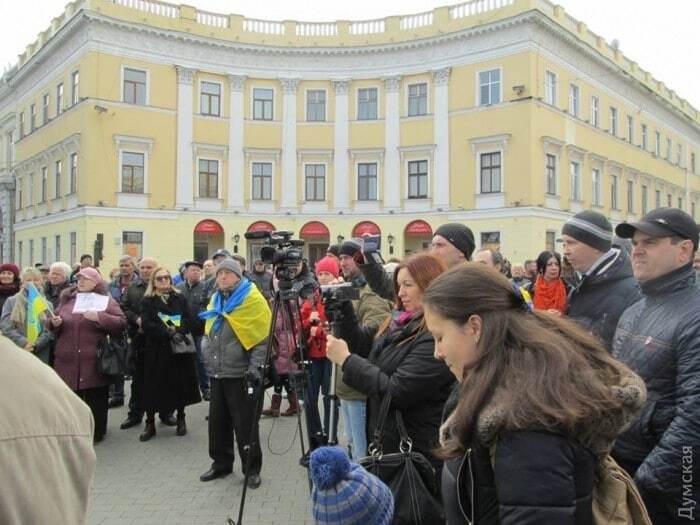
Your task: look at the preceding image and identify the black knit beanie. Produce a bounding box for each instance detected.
[434,223,476,260]
[339,240,362,257]
[561,210,613,253]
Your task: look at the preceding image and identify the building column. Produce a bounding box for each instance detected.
[333,80,351,211]
[227,75,246,210]
[433,67,451,210]
[175,66,196,209]
[280,78,300,210]
[383,76,401,211]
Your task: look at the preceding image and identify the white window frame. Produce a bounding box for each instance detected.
[356,161,380,201]
[590,96,599,127]
[71,70,80,106]
[56,83,64,116]
[196,156,221,199]
[406,82,429,117]
[476,67,502,107]
[54,159,62,199]
[303,162,327,202]
[479,151,503,194]
[42,93,50,125]
[69,152,78,194]
[304,88,327,122]
[406,158,430,199]
[356,86,380,121]
[610,107,618,136]
[198,78,223,117]
[40,166,48,203]
[118,150,148,194]
[591,168,602,207]
[120,66,150,106]
[545,153,558,196]
[545,70,557,106]
[250,85,276,121]
[568,83,579,117]
[641,124,648,150]
[569,161,581,201]
[627,115,634,144]
[655,131,661,156]
[250,160,275,200]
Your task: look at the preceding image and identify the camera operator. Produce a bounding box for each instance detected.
[359,223,475,301]
[198,260,271,487]
[334,240,391,460]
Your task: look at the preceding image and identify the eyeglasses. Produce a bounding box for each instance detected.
[155,275,171,282]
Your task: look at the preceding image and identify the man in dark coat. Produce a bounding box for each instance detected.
[44,262,72,309]
[249,259,272,301]
[561,210,641,350]
[612,208,700,525]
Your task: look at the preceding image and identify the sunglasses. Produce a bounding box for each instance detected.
[155,275,171,282]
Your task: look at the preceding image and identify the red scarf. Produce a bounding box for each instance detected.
[533,275,567,314]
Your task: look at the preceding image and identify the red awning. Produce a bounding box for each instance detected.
[353,221,381,237]
[405,220,433,236]
[300,221,330,238]
[247,221,275,233]
[194,220,224,235]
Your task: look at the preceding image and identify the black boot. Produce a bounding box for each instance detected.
[139,419,156,442]
[176,414,187,436]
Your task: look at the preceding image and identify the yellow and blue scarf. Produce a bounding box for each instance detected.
[199,279,271,351]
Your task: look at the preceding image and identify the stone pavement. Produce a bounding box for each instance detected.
[88,388,324,525]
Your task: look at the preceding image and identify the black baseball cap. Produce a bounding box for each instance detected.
[615,207,699,251]
[183,260,203,269]
[212,249,231,259]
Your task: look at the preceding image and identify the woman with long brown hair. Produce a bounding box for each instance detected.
[326,253,455,475]
[422,263,646,525]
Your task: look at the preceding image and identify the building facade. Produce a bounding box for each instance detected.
[1,0,699,271]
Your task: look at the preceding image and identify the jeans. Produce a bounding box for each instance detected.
[341,399,367,461]
[193,336,209,394]
[308,359,333,437]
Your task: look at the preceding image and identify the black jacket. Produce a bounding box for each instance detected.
[612,263,700,524]
[567,248,640,350]
[359,259,395,302]
[44,280,71,310]
[442,431,595,525]
[340,315,455,466]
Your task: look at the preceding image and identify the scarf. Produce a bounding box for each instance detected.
[388,309,418,337]
[199,278,272,350]
[532,275,567,314]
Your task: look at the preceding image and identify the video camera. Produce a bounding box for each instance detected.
[244,230,305,282]
[320,282,360,323]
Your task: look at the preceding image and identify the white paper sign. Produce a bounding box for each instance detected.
[72,293,109,314]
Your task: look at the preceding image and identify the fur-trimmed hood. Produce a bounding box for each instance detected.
[441,368,646,459]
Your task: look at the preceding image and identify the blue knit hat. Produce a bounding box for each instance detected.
[310,447,394,525]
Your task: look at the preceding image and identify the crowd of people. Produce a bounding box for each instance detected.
[1,206,699,524]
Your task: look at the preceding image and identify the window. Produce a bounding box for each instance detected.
[677,144,683,166]
[42,94,49,124]
[655,131,661,156]
[610,107,618,136]
[40,166,47,203]
[407,83,428,116]
[546,231,556,253]
[200,81,221,116]
[122,231,143,260]
[641,124,648,150]
[198,159,218,198]
[357,88,378,120]
[545,71,557,105]
[253,88,273,120]
[590,96,599,127]
[655,190,661,209]
[592,168,601,206]
[28,174,34,206]
[18,241,23,267]
[611,175,619,210]
[569,84,579,117]
[17,179,22,209]
[29,239,34,265]
[642,185,648,215]
[69,153,77,194]
[56,84,64,115]
[71,71,79,105]
[70,232,76,265]
[121,152,145,193]
[481,232,501,249]
[41,237,47,264]
[627,180,634,213]
[667,194,672,207]
[18,112,24,138]
[54,235,61,262]
[123,68,147,105]
[627,115,633,143]
[692,152,697,175]
[678,197,683,210]
[408,160,428,199]
[545,154,557,195]
[478,69,501,106]
[54,160,62,198]
[29,104,36,132]
[667,138,672,160]
[252,162,272,200]
[569,161,581,201]
[306,90,326,122]
[305,164,326,201]
[358,163,378,200]
[480,152,501,194]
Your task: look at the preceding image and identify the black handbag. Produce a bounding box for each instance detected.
[96,333,129,378]
[170,333,196,355]
[358,393,445,525]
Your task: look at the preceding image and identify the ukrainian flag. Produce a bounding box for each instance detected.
[158,312,182,327]
[26,283,49,345]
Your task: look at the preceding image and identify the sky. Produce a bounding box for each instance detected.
[1,0,699,109]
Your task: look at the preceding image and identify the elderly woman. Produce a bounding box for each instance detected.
[0,267,54,363]
[49,267,127,443]
[139,267,201,442]
[0,263,21,313]
[45,261,73,309]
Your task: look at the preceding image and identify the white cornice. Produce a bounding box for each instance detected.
[469,133,511,154]
[13,133,80,174]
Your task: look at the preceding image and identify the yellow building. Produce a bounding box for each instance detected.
[1,0,699,271]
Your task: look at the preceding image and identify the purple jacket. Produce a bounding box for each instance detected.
[50,288,127,391]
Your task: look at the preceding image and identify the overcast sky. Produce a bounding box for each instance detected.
[2,0,699,108]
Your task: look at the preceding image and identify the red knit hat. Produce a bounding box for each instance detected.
[0,263,20,278]
[315,256,339,278]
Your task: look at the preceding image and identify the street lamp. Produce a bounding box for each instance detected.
[337,234,345,245]
[387,234,394,255]
[233,233,240,253]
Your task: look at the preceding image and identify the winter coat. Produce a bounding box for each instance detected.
[340,314,455,466]
[176,279,208,337]
[271,298,301,376]
[44,280,71,310]
[567,248,641,350]
[0,283,20,314]
[441,372,646,525]
[139,293,201,412]
[108,274,140,303]
[250,269,273,301]
[1,291,55,363]
[612,263,700,524]
[120,280,148,340]
[50,288,127,391]
[300,291,328,360]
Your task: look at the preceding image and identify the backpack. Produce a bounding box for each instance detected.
[592,455,653,525]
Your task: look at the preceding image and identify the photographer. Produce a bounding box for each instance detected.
[333,240,391,460]
[198,260,271,487]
